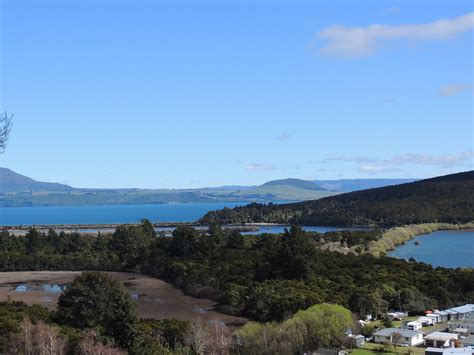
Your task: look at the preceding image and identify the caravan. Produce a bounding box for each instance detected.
[418,317,434,326]
[404,321,423,331]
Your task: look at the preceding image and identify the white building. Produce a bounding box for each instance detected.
[425,346,473,355]
[449,320,474,334]
[373,328,423,346]
[433,305,474,323]
[424,332,459,348]
[426,314,442,324]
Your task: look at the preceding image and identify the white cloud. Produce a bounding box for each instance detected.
[358,164,401,175]
[244,163,276,171]
[438,83,473,96]
[323,156,373,164]
[317,12,474,58]
[358,164,386,173]
[325,151,474,174]
[389,152,474,166]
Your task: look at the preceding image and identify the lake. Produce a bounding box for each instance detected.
[0,203,246,226]
[388,230,474,268]
[0,204,372,236]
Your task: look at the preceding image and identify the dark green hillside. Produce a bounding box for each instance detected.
[200,171,474,226]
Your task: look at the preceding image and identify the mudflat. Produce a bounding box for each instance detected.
[0,271,246,326]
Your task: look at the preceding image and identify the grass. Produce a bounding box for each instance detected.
[351,318,452,355]
[352,342,425,355]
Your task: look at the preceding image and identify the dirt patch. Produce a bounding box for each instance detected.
[0,271,246,326]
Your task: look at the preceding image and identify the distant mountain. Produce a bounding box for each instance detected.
[0,168,337,207]
[313,178,417,192]
[0,168,74,193]
[263,178,326,191]
[200,171,474,227]
[0,168,427,208]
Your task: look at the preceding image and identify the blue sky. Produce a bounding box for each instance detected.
[1,0,473,188]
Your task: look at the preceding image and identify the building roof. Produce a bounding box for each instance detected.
[448,305,474,314]
[425,347,473,355]
[460,335,474,346]
[440,304,474,316]
[424,332,459,341]
[446,310,460,314]
[375,328,421,338]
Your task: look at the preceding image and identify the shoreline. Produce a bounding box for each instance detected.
[0,271,247,326]
[368,222,474,257]
[2,222,262,237]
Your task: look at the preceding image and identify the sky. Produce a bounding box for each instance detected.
[0,0,473,189]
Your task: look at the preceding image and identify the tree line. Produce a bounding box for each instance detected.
[1,222,473,324]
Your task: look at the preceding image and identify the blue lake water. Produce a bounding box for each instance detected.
[388,230,474,268]
[0,203,247,226]
[240,225,373,235]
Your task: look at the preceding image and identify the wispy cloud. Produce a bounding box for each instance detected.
[275,132,292,141]
[324,151,474,173]
[389,152,474,166]
[244,163,276,171]
[323,156,373,164]
[438,83,473,96]
[358,164,399,174]
[316,12,474,58]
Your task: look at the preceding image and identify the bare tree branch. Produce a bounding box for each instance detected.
[0,111,13,154]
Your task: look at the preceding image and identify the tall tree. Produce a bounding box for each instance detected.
[56,272,138,348]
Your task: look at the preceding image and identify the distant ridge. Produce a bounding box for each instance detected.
[200,171,474,227]
[0,168,74,193]
[0,168,432,208]
[263,178,326,191]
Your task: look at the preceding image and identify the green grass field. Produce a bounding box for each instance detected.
[352,342,425,355]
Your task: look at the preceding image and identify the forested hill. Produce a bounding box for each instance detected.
[200,171,474,227]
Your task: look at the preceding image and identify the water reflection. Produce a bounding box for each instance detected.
[13,284,65,293]
[15,285,28,292]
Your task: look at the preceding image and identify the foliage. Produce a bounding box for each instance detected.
[367,223,474,256]
[56,271,138,348]
[200,171,474,226]
[0,301,52,353]
[293,303,353,349]
[1,224,473,325]
[236,303,352,354]
[7,318,68,355]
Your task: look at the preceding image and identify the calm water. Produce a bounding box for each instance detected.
[0,203,247,226]
[240,225,373,235]
[14,284,66,293]
[389,230,474,268]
